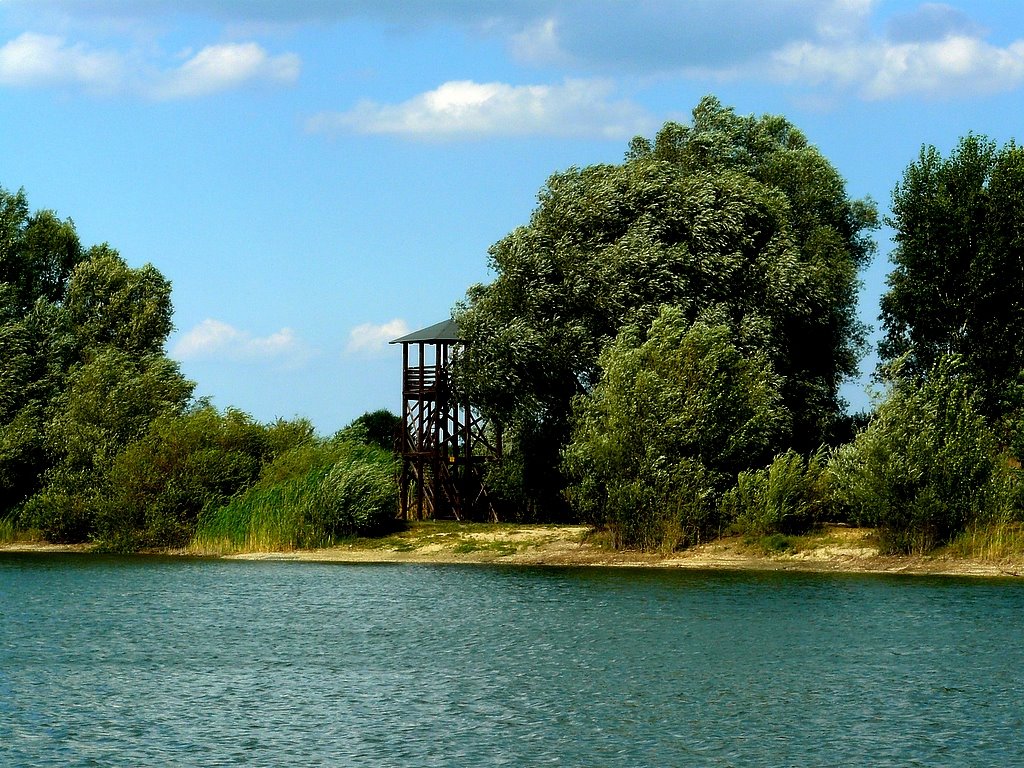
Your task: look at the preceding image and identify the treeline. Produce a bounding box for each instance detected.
[0,185,400,551]
[5,97,1024,557]
[455,97,1024,555]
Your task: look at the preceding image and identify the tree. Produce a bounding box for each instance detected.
[0,189,84,311]
[22,348,193,542]
[339,409,401,452]
[455,96,876,512]
[881,135,1024,422]
[0,184,188,532]
[64,247,174,356]
[563,306,789,550]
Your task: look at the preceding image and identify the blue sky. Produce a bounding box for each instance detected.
[2,0,1023,432]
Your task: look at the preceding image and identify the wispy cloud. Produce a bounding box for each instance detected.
[308,78,654,141]
[153,42,299,99]
[5,1,1021,106]
[0,32,123,93]
[770,35,1024,100]
[0,33,299,98]
[346,319,409,355]
[173,319,312,366]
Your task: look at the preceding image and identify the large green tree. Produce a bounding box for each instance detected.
[881,135,1024,422]
[0,185,191,530]
[455,96,877,512]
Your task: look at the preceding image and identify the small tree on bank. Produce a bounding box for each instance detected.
[564,306,789,550]
[829,356,1002,553]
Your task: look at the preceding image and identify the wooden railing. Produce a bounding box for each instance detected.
[403,365,446,396]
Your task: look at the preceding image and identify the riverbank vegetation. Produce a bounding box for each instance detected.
[3,96,1024,557]
[455,98,1024,555]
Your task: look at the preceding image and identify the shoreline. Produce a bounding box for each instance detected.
[5,524,1023,579]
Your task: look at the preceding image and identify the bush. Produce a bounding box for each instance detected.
[20,472,98,543]
[93,408,316,549]
[564,307,788,550]
[829,355,1001,553]
[721,448,831,536]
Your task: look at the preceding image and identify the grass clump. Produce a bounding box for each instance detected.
[946,521,1024,561]
[0,515,17,544]
[191,439,398,554]
[451,539,518,557]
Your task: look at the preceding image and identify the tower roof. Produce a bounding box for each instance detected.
[389,318,461,344]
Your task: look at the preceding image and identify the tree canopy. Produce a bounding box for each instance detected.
[0,185,192,532]
[881,134,1024,423]
[455,96,877,512]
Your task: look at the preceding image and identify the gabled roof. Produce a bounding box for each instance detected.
[390,318,461,344]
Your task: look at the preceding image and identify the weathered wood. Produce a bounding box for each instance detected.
[391,322,500,521]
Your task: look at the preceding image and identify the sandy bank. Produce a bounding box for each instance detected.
[224,524,1024,579]
[4,524,1022,578]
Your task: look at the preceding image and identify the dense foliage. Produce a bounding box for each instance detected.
[721,448,832,538]
[829,356,1008,553]
[564,306,788,549]
[881,135,1024,423]
[456,96,877,516]
[0,184,403,551]
[0,186,192,538]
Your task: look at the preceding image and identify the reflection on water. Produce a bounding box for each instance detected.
[2,555,1023,767]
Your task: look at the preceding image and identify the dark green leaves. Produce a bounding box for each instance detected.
[881,135,1024,421]
[456,96,877,516]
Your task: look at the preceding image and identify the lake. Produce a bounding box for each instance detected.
[2,554,1023,767]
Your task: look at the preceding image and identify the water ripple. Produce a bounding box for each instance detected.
[2,557,1024,766]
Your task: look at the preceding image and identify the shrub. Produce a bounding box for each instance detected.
[828,355,1000,553]
[93,408,316,549]
[20,473,97,543]
[721,448,831,536]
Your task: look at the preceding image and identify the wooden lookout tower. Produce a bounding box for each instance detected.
[390,320,500,521]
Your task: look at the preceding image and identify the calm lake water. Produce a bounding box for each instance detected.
[2,555,1023,767]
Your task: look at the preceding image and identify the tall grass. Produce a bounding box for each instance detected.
[946,522,1024,561]
[0,515,17,544]
[191,441,399,554]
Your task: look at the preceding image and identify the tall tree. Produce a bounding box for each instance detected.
[881,135,1024,422]
[0,184,190,524]
[455,96,876,512]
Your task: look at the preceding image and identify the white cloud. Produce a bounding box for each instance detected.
[0,32,123,92]
[308,78,654,140]
[770,35,1024,99]
[346,319,409,355]
[152,42,300,100]
[0,33,299,98]
[508,17,564,67]
[173,319,310,365]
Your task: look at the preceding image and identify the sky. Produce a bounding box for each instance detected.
[2,0,1023,433]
